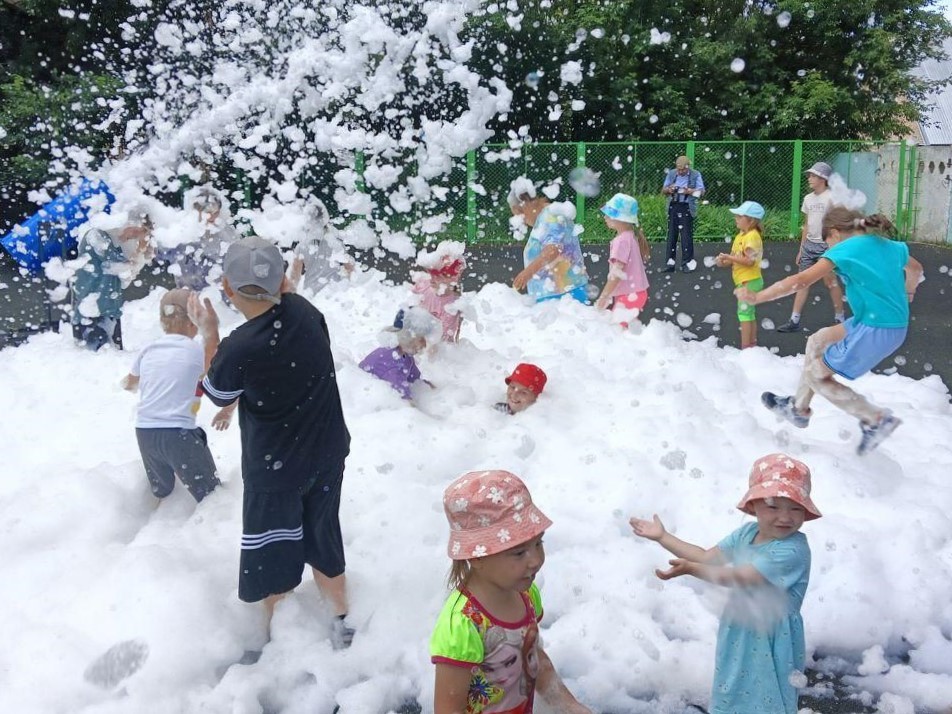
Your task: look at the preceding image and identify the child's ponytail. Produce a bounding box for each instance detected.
[823,206,897,240]
[636,226,650,261]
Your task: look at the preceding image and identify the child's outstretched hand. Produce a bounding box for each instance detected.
[212,403,236,431]
[630,514,666,541]
[656,558,695,580]
[715,253,732,267]
[187,292,219,337]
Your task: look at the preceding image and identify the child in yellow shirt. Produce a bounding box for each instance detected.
[716,201,765,349]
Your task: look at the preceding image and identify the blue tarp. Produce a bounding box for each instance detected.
[0,180,115,273]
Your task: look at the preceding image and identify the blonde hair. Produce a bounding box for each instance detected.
[159,289,192,333]
[635,226,650,262]
[822,207,897,240]
[447,560,472,590]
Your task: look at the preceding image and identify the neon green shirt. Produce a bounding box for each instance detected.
[430,584,543,713]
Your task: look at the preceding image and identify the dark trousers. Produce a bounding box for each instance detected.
[666,202,695,265]
[72,317,123,351]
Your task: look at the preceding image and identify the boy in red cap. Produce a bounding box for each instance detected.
[494,363,547,415]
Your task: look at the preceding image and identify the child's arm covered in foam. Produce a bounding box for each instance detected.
[536,646,592,713]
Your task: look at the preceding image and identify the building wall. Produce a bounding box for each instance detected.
[913,145,952,244]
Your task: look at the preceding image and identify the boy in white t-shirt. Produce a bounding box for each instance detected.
[777,162,846,332]
[121,289,221,502]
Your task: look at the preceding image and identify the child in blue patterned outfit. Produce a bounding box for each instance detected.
[631,453,822,714]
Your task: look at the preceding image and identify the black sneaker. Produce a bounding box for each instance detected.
[761,392,810,428]
[681,260,697,273]
[331,617,355,650]
[662,265,676,273]
[857,412,901,456]
[777,319,802,333]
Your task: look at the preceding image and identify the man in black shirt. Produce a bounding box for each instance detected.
[195,236,354,648]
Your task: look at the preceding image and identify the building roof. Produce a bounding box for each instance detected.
[916,39,952,144]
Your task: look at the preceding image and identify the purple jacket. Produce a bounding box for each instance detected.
[359,347,420,399]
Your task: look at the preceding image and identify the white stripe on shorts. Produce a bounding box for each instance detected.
[241,526,304,550]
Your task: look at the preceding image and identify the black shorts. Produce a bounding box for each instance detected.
[238,460,346,603]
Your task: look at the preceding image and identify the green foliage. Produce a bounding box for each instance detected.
[465,0,952,142]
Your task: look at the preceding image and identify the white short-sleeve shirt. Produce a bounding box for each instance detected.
[131,334,204,429]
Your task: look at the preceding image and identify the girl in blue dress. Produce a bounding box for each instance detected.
[631,453,822,714]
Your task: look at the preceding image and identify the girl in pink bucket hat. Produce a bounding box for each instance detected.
[630,453,821,714]
[430,470,591,714]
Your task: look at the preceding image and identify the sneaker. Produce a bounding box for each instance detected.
[761,392,810,428]
[331,617,355,650]
[857,412,901,456]
[662,266,676,273]
[776,319,802,333]
[681,259,697,273]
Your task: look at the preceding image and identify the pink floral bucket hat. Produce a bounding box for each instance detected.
[737,453,822,520]
[443,470,553,560]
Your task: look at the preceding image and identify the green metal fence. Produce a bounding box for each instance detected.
[348,139,918,245]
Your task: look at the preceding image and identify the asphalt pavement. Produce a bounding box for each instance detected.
[1,241,950,396]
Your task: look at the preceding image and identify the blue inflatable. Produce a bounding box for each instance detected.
[0,179,115,273]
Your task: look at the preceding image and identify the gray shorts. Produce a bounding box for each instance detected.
[135,427,220,502]
[799,240,829,270]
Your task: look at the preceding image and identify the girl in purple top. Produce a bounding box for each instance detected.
[595,194,650,321]
[358,307,438,399]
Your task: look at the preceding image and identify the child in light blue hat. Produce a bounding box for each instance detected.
[595,193,650,324]
[716,200,765,348]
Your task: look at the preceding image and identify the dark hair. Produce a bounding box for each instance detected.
[822,207,897,240]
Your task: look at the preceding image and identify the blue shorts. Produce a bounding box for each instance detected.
[823,318,907,380]
[535,284,589,304]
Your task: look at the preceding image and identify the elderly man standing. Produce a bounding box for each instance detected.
[661,155,705,273]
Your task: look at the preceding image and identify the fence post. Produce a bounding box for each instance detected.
[686,140,695,165]
[895,142,907,237]
[355,150,366,193]
[466,149,477,244]
[907,144,919,240]
[576,141,586,225]
[789,140,804,239]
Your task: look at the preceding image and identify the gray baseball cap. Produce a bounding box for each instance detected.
[805,162,832,180]
[223,236,284,304]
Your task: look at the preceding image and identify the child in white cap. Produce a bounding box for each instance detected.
[594,193,650,325]
[716,200,765,349]
[631,453,821,714]
[777,161,846,332]
[431,470,592,714]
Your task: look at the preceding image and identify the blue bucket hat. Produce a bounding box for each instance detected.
[600,193,640,225]
[729,200,765,220]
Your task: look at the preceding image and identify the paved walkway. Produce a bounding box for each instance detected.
[2,241,949,395]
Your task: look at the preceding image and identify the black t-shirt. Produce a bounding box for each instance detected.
[203,293,350,491]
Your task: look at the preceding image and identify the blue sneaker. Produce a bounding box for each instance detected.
[857,412,901,456]
[761,392,810,428]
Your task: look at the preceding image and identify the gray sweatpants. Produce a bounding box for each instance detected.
[135,427,220,502]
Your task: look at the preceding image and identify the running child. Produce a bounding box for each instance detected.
[494,363,547,415]
[412,240,466,343]
[121,288,221,502]
[735,208,923,455]
[715,201,765,349]
[631,453,821,714]
[594,193,650,323]
[431,469,592,714]
[358,307,439,400]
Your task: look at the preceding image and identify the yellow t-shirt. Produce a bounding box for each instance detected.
[731,229,763,285]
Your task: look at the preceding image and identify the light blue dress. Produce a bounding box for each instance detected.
[711,523,811,714]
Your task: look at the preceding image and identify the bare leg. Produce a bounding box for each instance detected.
[740,320,757,348]
[790,284,810,316]
[263,592,289,635]
[795,324,845,414]
[796,324,882,423]
[823,274,845,316]
[312,569,348,617]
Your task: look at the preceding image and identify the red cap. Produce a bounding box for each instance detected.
[428,258,464,279]
[505,363,547,395]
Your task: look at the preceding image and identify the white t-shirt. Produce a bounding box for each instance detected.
[131,334,205,429]
[801,190,834,243]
